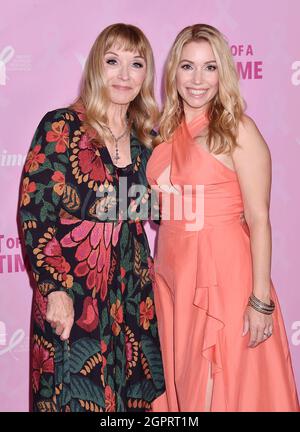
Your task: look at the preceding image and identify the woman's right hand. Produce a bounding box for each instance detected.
[46,291,74,341]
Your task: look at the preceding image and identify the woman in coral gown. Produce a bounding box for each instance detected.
[146,24,299,411]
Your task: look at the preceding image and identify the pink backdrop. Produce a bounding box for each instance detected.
[0,0,299,411]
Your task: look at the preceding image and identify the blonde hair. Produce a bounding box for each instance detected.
[70,23,158,147]
[158,24,245,154]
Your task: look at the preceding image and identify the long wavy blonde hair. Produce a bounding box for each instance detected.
[158,24,245,154]
[70,23,158,147]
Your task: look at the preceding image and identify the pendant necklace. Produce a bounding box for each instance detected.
[107,123,129,164]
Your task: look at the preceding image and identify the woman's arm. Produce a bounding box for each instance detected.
[19,109,76,340]
[232,115,272,302]
[232,115,273,347]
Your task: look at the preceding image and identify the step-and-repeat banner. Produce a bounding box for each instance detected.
[1,0,299,411]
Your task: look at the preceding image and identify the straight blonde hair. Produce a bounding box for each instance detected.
[158,24,245,154]
[71,23,158,147]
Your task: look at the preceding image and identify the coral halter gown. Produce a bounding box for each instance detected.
[146,114,299,411]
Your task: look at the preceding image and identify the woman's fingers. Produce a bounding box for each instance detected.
[51,318,74,340]
[242,314,250,336]
[55,324,64,336]
[255,327,265,346]
[249,325,273,348]
[60,319,73,341]
[45,312,74,340]
[246,305,274,348]
[45,292,74,341]
[248,326,258,347]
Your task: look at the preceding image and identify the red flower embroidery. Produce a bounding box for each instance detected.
[120,267,126,279]
[76,296,99,332]
[77,135,107,182]
[101,340,107,353]
[125,334,133,362]
[20,177,36,206]
[33,289,47,332]
[43,237,71,275]
[61,220,122,301]
[34,228,73,289]
[52,171,65,196]
[46,120,69,153]
[105,385,116,412]
[120,266,126,294]
[25,145,46,173]
[32,337,54,393]
[140,297,154,330]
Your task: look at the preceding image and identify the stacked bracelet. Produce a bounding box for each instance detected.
[248,293,275,315]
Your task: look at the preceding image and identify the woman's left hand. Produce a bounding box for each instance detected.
[243,305,273,348]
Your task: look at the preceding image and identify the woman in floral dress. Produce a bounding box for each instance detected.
[19,23,165,412]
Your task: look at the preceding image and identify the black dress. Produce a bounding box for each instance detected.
[19,108,165,412]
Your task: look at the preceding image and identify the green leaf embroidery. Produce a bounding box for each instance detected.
[20,210,37,223]
[126,380,156,401]
[40,385,53,399]
[71,282,85,296]
[140,334,165,391]
[48,213,56,222]
[127,276,134,296]
[25,230,33,247]
[53,162,66,174]
[120,224,129,258]
[39,375,54,399]
[44,121,54,131]
[35,183,46,191]
[70,375,105,408]
[101,308,108,329]
[70,338,101,374]
[44,201,55,212]
[70,399,84,412]
[58,154,69,164]
[52,190,60,206]
[45,142,56,156]
[35,190,44,205]
[106,352,114,366]
[40,205,47,223]
[109,289,117,306]
[125,301,136,316]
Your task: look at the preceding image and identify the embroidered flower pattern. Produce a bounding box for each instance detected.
[19,109,164,412]
[25,144,46,173]
[20,177,36,206]
[46,120,69,153]
[32,336,54,393]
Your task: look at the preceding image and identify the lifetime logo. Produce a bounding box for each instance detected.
[0,150,26,168]
[0,320,6,345]
[0,235,30,274]
[0,321,25,357]
[291,61,300,86]
[0,46,15,86]
[231,44,263,80]
[0,150,26,167]
[291,321,300,346]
